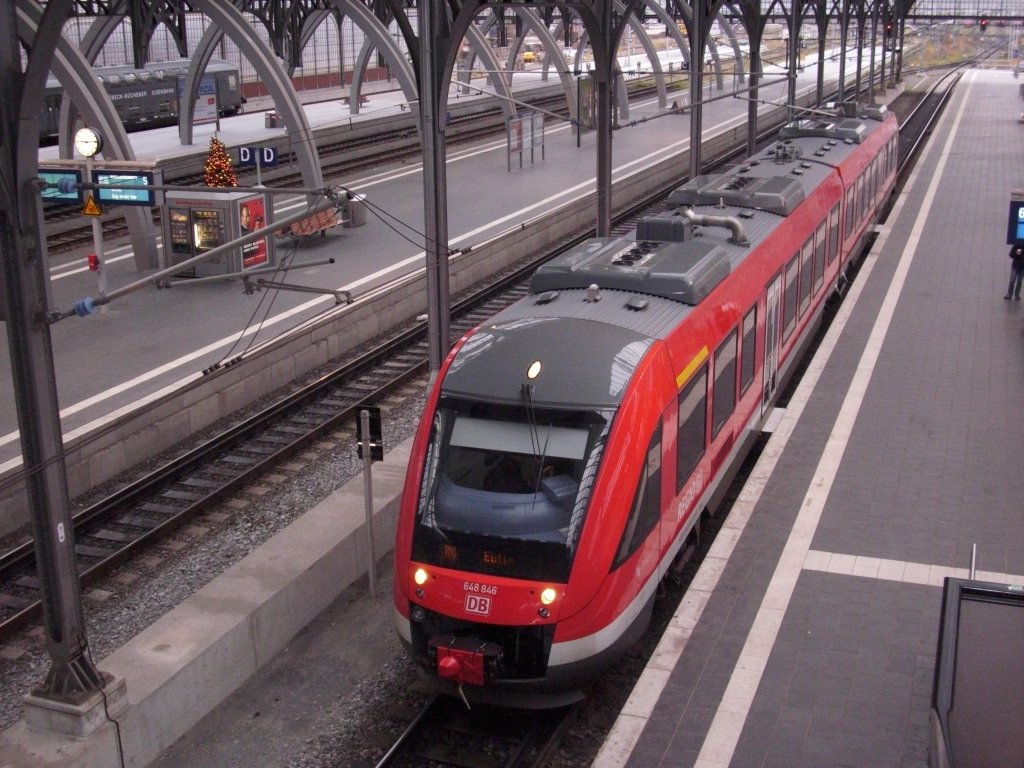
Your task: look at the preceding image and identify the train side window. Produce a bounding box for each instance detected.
[138,71,152,84]
[123,73,138,85]
[740,307,756,395]
[828,204,840,263]
[614,423,663,568]
[844,188,854,239]
[676,366,707,492]
[814,222,826,294]
[856,176,865,225]
[782,255,798,341]
[711,330,738,438]
[798,237,813,316]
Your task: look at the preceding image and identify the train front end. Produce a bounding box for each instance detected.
[393,308,650,706]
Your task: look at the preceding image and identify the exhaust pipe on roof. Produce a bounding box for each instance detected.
[675,205,749,247]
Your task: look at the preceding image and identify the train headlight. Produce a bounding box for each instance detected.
[414,567,429,586]
[527,360,542,380]
[540,587,557,605]
[411,605,426,622]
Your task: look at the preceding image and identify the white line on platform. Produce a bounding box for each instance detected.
[802,549,1024,589]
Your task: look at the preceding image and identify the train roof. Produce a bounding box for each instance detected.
[443,107,894,409]
[531,105,894,305]
[441,297,686,409]
[46,58,235,89]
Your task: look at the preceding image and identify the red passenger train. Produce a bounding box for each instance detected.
[393,104,899,706]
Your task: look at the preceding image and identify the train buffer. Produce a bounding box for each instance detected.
[277,207,343,239]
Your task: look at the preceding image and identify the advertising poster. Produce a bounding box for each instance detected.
[239,197,268,268]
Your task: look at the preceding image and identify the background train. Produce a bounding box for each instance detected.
[41,58,244,141]
[393,104,899,707]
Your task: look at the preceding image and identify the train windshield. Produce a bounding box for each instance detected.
[412,400,609,582]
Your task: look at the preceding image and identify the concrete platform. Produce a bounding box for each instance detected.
[593,67,1024,768]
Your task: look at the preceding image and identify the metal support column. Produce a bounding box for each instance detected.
[786,1,800,112]
[747,37,760,157]
[689,0,705,178]
[838,0,849,105]
[595,0,614,237]
[418,0,451,373]
[0,0,106,701]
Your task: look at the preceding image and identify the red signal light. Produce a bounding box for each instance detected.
[87,253,100,272]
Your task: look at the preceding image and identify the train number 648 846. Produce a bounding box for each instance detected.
[463,581,498,595]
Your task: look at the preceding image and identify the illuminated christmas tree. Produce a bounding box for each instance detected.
[204,136,238,187]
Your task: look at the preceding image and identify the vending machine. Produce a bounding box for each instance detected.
[164,190,274,277]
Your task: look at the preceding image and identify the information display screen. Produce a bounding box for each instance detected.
[38,169,82,204]
[92,170,160,206]
[1007,199,1024,245]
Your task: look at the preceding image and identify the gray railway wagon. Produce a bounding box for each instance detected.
[41,58,244,141]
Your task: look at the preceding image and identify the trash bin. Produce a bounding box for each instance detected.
[342,194,367,228]
[265,110,281,129]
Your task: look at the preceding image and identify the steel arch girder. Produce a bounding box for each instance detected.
[510,8,578,117]
[18,0,159,271]
[186,0,323,193]
[331,0,417,115]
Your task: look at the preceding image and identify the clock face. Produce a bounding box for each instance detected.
[74,127,103,158]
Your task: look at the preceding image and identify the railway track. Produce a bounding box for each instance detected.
[375,694,576,768]
[0,63,955,643]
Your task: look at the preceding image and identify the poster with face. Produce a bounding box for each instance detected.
[239,197,268,268]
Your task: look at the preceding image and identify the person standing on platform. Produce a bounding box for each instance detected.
[1005,244,1024,300]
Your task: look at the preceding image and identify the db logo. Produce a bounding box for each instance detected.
[464,594,492,616]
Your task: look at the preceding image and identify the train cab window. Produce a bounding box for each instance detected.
[828,204,840,264]
[711,331,738,438]
[411,403,610,583]
[782,255,798,341]
[740,307,756,395]
[676,365,707,491]
[798,237,813,315]
[614,424,663,568]
[814,223,826,294]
